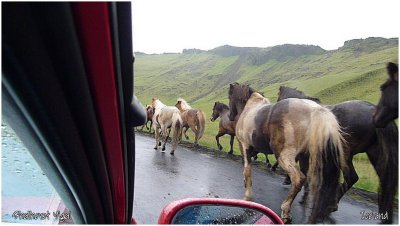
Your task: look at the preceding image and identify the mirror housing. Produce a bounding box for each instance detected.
[158,198,283,224]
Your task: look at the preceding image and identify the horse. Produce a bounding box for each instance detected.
[228,83,347,223]
[210,102,236,154]
[175,98,206,146]
[151,98,183,155]
[374,62,398,128]
[278,85,398,224]
[140,105,154,132]
[211,101,278,170]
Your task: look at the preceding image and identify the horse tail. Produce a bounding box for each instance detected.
[173,113,183,143]
[375,121,398,223]
[307,107,347,223]
[196,110,206,140]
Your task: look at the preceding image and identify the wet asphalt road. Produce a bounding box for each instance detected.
[133,134,398,224]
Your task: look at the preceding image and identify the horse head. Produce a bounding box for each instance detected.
[374,62,398,127]
[228,83,254,121]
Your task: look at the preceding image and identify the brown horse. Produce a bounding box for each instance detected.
[374,62,398,127]
[175,98,206,145]
[228,83,347,223]
[141,105,154,132]
[211,101,278,170]
[278,85,398,223]
[151,98,183,155]
[210,102,236,154]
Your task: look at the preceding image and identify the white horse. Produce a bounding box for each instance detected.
[151,98,183,155]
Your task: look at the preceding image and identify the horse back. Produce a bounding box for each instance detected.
[327,100,376,152]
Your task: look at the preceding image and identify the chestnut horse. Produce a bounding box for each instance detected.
[228,83,347,223]
[374,62,398,127]
[141,105,154,132]
[151,98,183,155]
[175,98,206,145]
[278,85,398,223]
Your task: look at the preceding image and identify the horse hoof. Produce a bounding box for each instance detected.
[266,163,272,168]
[282,179,291,185]
[282,217,292,224]
[271,167,277,172]
[327,205,338,213]
[228,151,233,155]
[170,152,175,155]
[185,136,189,140]
[243,196,252,201]
[154,147,158,150]
[158,142,162,146]
[162,147,166,151]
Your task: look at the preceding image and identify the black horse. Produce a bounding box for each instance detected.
[374,62,398,127]
[278,86,398,224]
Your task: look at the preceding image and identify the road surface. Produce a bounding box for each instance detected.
[133,134,398,224]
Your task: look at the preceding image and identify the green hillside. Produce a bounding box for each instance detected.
[134,37,398,193]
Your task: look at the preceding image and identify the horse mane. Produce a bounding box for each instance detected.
[214,101,230,111]
[229,83,258,102]
[279,86,321,104]
[151,98,166,109]
[177,98,192,110]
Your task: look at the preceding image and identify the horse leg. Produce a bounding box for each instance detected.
[366,145,395,224]
[228,135,234,155]
[298,155,310,205]
[149,121,153,133]
[238,141,253,201]
[154,124,161,149]
[161,126,171,152]
[189,124,199,145]
[215,132,224,151]
[337,157,358,209]
[271,161,278,171]
[278,152,306,223]
[265,154,272,169]
[183,126,190,140]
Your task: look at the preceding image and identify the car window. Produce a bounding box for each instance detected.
[1,123,73,224]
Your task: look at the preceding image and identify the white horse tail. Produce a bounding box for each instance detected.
[306,107,347,223]
[196,110,206,140]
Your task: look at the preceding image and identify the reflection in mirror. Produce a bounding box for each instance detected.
[171,204,274,224]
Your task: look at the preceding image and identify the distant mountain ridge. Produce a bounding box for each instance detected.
[134,37,398,106]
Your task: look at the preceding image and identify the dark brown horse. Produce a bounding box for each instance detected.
[229,83,347,223]
[141,105,154,132]
[210,102,236,154]
[278,85,398,224]
[374,62,398,128]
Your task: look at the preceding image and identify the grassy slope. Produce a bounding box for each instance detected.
[134,39,398,193]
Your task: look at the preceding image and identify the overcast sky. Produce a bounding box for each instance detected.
[131,0,399,54]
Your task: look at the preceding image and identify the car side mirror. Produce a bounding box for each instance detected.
[158,198,283,224]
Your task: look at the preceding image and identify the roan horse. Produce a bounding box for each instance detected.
[151,98,183,155]
[210,101,277,170]
[175,98,206,145]
[228,83,347,223]
[278,85,398,224]
[141,105,154,132]
[374,62,398,128]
